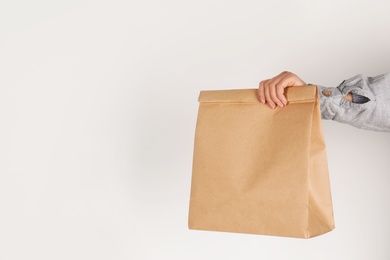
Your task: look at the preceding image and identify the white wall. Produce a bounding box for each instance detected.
[1,1,389,259]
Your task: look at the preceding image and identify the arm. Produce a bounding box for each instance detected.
[257,71,390,133]
[316,73,390,132]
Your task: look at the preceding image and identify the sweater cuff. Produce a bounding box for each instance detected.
[308,84,343,120]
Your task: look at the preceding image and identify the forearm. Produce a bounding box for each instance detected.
[316,73,390,133]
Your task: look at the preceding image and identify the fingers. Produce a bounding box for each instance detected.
[258,75,286,109]
[276,83,287,106]
[264,81,275,109]
[258,80,266,104]
[267,77,286,108]
[258,71,306,109]
[258,80,277,109]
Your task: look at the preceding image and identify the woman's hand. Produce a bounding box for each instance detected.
[258,71,306,109]
[258,71,353,108]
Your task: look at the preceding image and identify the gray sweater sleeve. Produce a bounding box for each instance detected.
[315,73,390,133]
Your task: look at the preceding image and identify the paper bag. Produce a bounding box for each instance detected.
[188,85,335,238]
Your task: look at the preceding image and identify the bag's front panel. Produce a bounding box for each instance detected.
[189,98,317,238]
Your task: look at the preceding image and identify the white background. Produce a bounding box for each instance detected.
[1,1,390,259]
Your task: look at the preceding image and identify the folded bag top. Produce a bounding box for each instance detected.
[198,86,316,103]
[188,85,335,239]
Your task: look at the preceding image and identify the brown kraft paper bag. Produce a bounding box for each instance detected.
[188,85,335,238]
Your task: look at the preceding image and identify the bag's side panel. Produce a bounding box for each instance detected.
[188,93,316,238]
[307,88,335,238]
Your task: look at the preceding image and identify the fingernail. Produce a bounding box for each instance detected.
[278,103,284,108]
[261,97,265,104]
[282,99,287,105]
